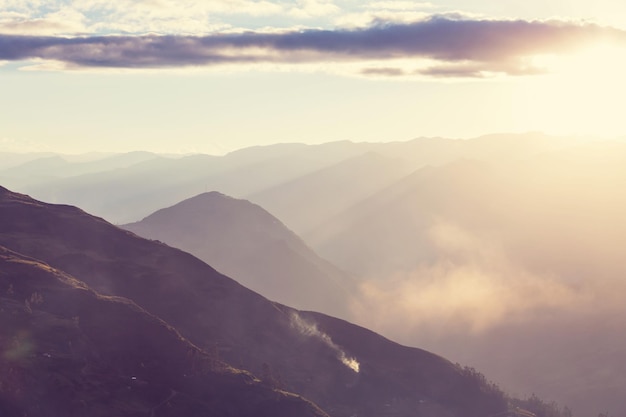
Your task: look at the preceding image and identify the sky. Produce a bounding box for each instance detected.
[2,0,626,154]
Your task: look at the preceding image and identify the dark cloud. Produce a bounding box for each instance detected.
[361,67,406,76]
[417,61,549,77]
[1,17,624,75]
[417,64,486,78]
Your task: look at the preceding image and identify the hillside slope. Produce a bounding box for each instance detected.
[0,246,328,417]
[0,185,508,417]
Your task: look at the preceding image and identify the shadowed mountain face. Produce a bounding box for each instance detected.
[0,246,328,417]
[0,186,508,417]
[123,192,353,318]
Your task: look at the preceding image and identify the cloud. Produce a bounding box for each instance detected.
[416,60,549,78]
[367,1,435,11]
[361,66,406,76]
[0,0,341,36]
[0,7,88,35]
[350,220,589,338]
[333,0,436,27]
[288,0,340,19]
[417,63,486,78]
[0,17,624,76]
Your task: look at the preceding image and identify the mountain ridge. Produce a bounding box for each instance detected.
[0,245,329,417]
[0,185,509,417]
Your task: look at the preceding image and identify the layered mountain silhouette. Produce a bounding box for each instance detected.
[0,151,160,189]
[123,191,352,318]
[0,185,509,417]
[0,246,327,417]
[0,151,57,170]
[9,133,580,225]
[18,142,362,224]
[304,160,487,276]
[247,152,414,235]
[2,133,608,416]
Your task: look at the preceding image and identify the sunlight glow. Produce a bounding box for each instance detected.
[509,41,626,138]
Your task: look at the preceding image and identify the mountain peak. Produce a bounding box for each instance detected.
[123,191,353,317]
[191,190,234,201]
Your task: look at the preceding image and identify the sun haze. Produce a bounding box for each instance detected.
[2,0,626,153]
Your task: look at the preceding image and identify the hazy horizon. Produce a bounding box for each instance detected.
[1,131,622,157]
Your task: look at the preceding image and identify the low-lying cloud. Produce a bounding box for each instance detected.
[350,220,589,338]
[346,146,626,345]
[1,17,624,76]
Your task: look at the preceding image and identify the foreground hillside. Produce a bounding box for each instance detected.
[0,246,327,417]
[0,186,509,417]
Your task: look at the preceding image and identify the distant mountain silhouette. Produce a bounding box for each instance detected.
[0,246,328,417]
[0,151,161,189]
[305,159,488,276]
[8,133,580,226]
[248,152,414,235]
[0,151,57,170]
[0,185,509,417]
[20,142,365,223]
[123,191,353,318]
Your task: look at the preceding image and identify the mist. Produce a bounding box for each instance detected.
[290,311,360,373]
[351,220,590,335]
[327,141,626,416]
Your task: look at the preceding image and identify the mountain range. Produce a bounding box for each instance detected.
[1,133,585,225]
[0,185,510,417]
[2,133,620,416]
[247,151,415,235]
